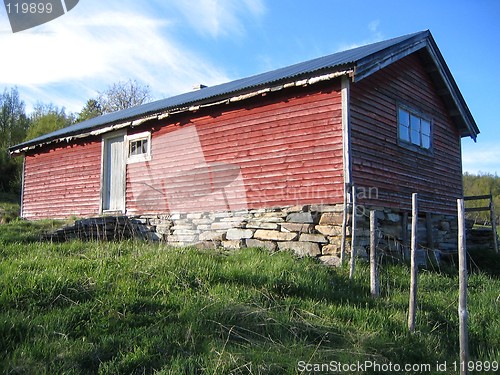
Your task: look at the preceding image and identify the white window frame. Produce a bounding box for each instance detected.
[397,104,432,152]
[126,131,152,163]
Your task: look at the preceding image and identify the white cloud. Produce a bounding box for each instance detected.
[462,141,500,175]
[336,20,384,51]
[0,0,266,112]
[168,0,266,38]
[368,20,380,33]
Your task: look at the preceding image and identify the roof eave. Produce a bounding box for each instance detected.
[353,31,430,82]
[425,34,479,140]
[9,69,354,156]
[352,31,479,141]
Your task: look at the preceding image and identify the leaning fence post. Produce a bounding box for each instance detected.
[489,194,498,254]
[370,210,380,297]
[340,183,349,264]
[408,193,418,332]
[349,185,357,280]
[457,198,470,374]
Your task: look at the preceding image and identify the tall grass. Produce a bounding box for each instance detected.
[0,192,20,223]
[0,220,499,374]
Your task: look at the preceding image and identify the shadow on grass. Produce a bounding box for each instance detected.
[212,260,372,306]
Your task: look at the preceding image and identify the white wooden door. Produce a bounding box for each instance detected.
[102,134,126,212]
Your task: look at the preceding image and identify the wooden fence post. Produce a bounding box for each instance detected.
[408,193,418,332]
[458,198,470,374]
[340,183,349,264]
[349,185,357,280]
[370,210,380,297]
[489,195,498,253]
[402,212,409,259]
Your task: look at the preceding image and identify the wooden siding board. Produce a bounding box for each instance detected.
[22,139,102,219]
[126,82,344,215]
[350,53,462,214]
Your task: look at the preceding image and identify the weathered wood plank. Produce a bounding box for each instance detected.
[463,195,491,201]
[350,53,463,214]
[370,210,380,297]
[464,206,491,212]
[457,198,470,373]
[22,138,102,219]
[128,83,345,214]
[408,193,418,332]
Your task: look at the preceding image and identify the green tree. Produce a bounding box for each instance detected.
[0,87,30,150]
[75,80,152,123]
[76,99,103,123]
[0,87,30,193]
[26,103,75,140]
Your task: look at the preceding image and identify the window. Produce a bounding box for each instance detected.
[398,106,432,150]
[127,132,151,163]
[130,138,148,156]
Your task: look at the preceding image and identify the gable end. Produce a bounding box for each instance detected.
[353,31,478,140]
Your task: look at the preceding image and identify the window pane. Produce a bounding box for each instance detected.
[411,130,420,146]
[130,142,137,155]
[422,134,431,149]
[399,108,409,127]
[141,139,148,154]
[127,133,151,162]
[410,115,421,145]
[399,124,410,142]
[421,120,431,136]
[410,114,420,132]
[398,106,432,151]
[129,138,149,157]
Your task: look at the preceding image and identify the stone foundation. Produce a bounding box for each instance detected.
[138,204,459,264]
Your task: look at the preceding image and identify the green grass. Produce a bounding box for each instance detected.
[0,192,20,223]
[0,221,499,374]
[0,218,71,244]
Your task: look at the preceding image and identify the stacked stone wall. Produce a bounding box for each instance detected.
[139,204,459,265]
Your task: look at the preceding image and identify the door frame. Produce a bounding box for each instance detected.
[100,130,127,214]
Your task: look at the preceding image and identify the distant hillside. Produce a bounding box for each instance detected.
[463,172,500,224]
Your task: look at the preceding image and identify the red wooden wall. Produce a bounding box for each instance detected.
[21,53,463,220]
[126,82,344,215]
[22,139,102,219]
[350,52,463,214]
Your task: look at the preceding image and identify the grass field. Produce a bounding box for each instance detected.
[0,192,20,224]
[0,219,499,374]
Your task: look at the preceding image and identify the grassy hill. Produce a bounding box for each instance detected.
[0,220,499,374]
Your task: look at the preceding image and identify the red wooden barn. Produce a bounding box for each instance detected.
[9,30,479,258]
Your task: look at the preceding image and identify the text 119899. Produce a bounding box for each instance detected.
[5,2,54,14]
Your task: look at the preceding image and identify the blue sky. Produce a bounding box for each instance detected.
[0,0,498,174]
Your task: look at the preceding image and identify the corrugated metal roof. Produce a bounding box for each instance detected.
[9,30,478,153]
